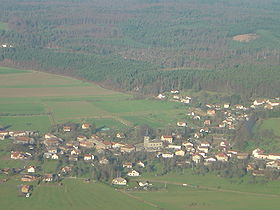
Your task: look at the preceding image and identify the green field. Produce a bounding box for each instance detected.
[0,66,186,132]
[0,179,155,210]
[257,118,280,137]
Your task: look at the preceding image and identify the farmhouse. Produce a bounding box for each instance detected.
[112,177,127,185]
[177,122,187,127]
[207,109,216,116]
[63,126,71,132]
[11,151,27,160]
[26,166,36,173]
[192,153,203,164]
[21,175,38,182]
[136,161,145,168]
[112,142,126,149]
[120,145,135,153]
[127,170,140,177]
[13,136,35,145]
[81,123,90,129]
[267,153,280,161]
[161,152,174,158]
[84,154,94,161]
[21,185,32,194]
[51,154,59,160]
[116,133,126,139]
[168,144,182,150]
[43,174,54,182]
[79,140,94,148]
[9,131,27,137]
[215,153,229,162]
[123,162,133,168]
[175,150,185,156]
[160,135,173,143]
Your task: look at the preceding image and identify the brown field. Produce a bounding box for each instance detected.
[232,33,257,42]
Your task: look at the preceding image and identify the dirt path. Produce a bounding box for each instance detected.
[118,189,161,209]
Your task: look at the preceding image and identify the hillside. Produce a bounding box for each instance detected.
[0,0,279,97]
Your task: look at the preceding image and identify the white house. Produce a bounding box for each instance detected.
[127,170,140,177]
[112,177,127,185]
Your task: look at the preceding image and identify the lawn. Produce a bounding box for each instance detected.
[131,185,280,210]
[0,179,155,210]
[0,66,189,132]
[0,103,45,115]
[0,116,51,132]
[257,118,280,137]
[0,66,27,74]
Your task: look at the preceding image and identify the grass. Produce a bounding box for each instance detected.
[0,179,155,210]
[0,22,7,30]
[0,66,189,132]
[0,103,45,115]
[0,66,27,74]
[0,116,51,132]
[257,118,280,137]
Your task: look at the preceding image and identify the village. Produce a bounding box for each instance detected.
[1,91,280,197]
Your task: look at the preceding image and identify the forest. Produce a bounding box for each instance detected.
[0,0,279,98]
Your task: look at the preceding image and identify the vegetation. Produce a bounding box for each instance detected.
[0,0,280,98]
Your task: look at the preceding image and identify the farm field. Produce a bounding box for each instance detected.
[0,179,155,210]
[257,118,280,137]
[0,66,186,132]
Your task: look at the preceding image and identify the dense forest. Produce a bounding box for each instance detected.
[0,0,279,98]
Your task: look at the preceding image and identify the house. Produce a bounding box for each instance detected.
[43,138,62,147]
[205,157,217,163]
[123,162,133,168]
[219,123,226,128]
[77,135,87,141]
[143,137,163,150]
[192,153,203,164]
[252,170,265,177]
[116,133,126,139]
[26,166,36,173]
[81,123,90,129]
[79,140,94,148]
[156,94,166,99]
[112,142,126,149]
[160,135,173,143]
[63,126,71,132]
[173,95,180,100]
[224,103,230,109]
[13,136,35,145]
[264,104,273,110]
[170,90,179,94]
[177,122,187,127]
[253,99,265,106]
[215,153,229,162]
[197,146,209,153]
[204,120,211,126]
[61,166,72,174]
[267,153,280,161]
[127,170,140,177]
[207,109,216,116]
[236,153,249,160]
[0,131,9,138]
[182,142,193,147]
[84,154,94,161]
[136,161,145,168]
[51,154,59,160]
[21,175,38,182]
[138,181,150,187]
[21,185,32,194]
[168,144,182,150]
[70,149,80,156]
[266,161,280,170]
[175,150,185,157]
[200,141,210,147]
[120,145,135,153]
[99,158,109,165]
[43,174,54,182]
[267,100,280,107]
[112,177,127,185]
[68,155,78,161]
[161,153,174,158]
[181,98,191,104]
[9,131,27,137]
[11,151,26,160]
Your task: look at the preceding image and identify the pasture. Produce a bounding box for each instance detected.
[257,118,280,137]
[0,179,155,210]
[0,66,187,132]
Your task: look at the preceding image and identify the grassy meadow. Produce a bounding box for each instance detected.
[0,66,186,132]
